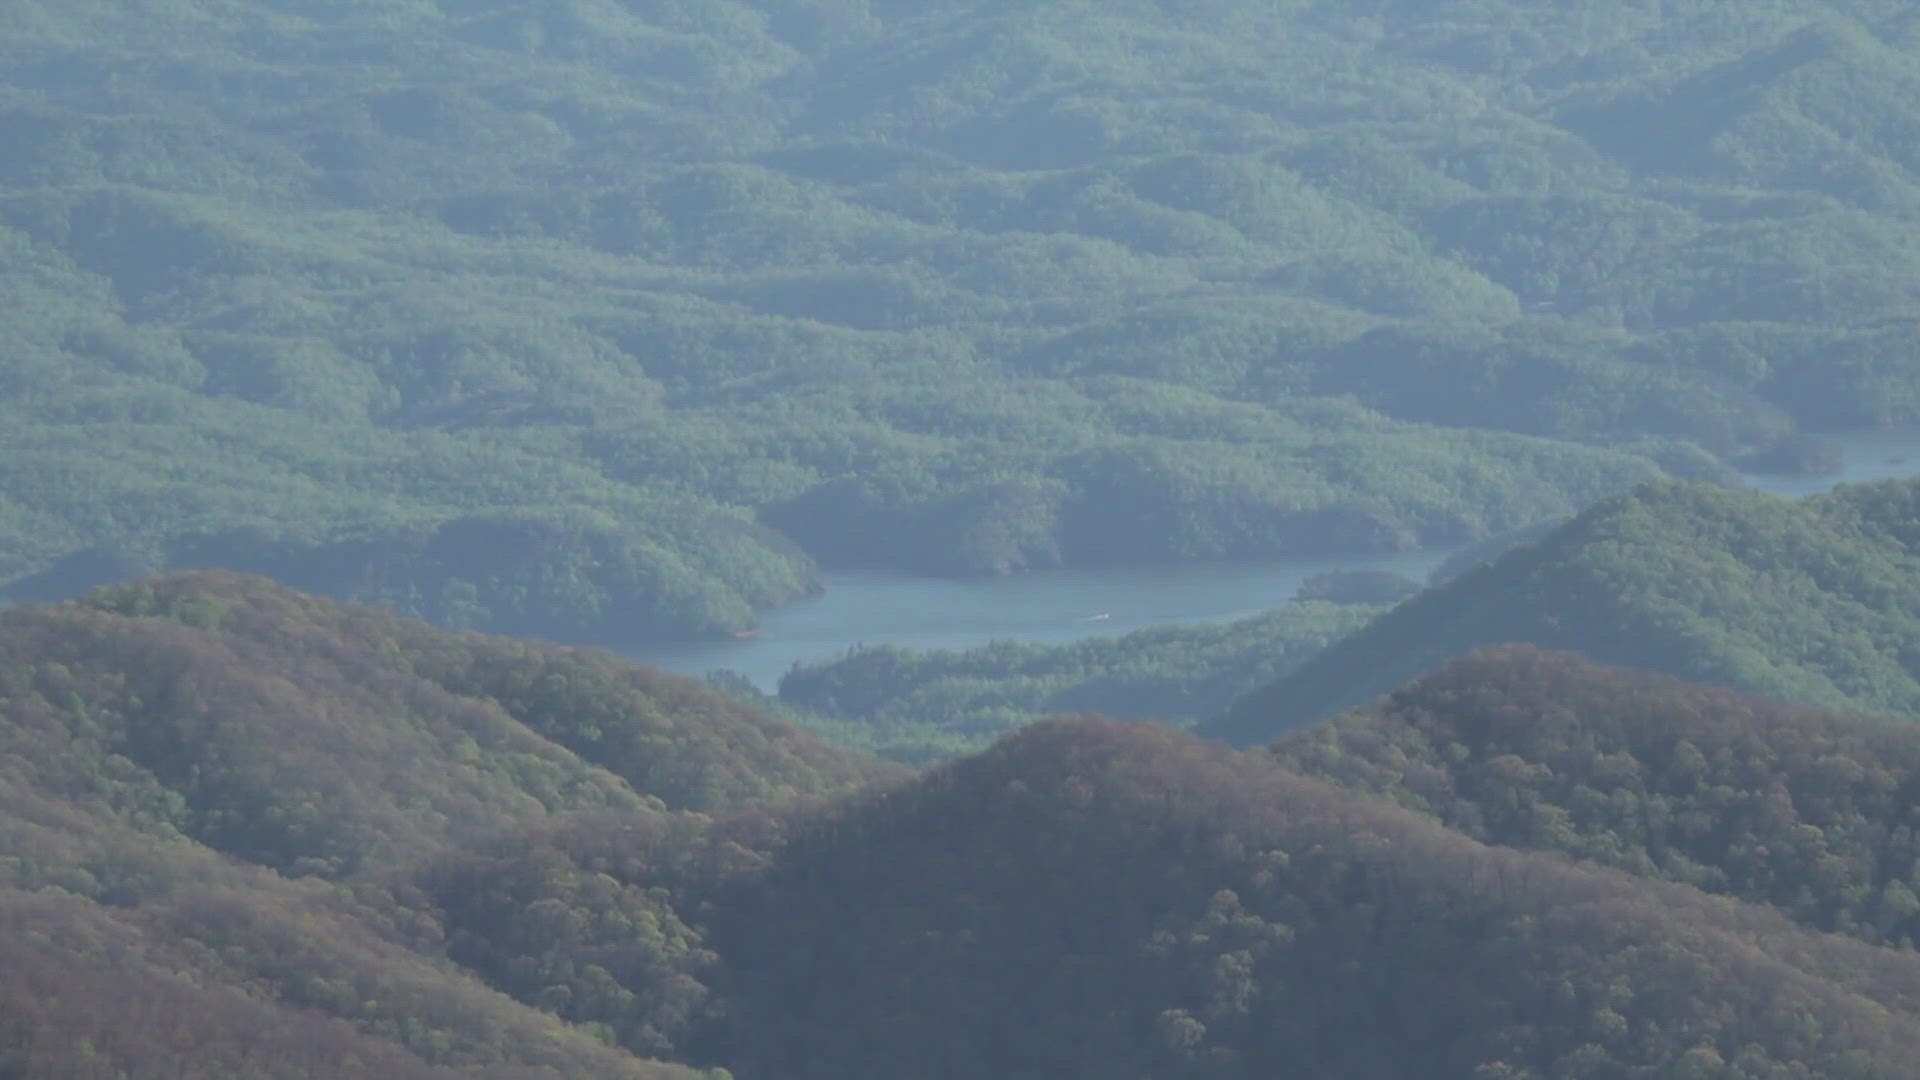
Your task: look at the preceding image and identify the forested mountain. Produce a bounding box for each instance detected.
[11,575,1920,1076]
[13,4,1920,1070]
[1274,647,1920,949]
[1206,476,1920,745]
[0,572,888,1076]
[704,718,1920,1079]
[7,0,1920,638]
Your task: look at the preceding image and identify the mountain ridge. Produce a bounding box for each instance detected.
[9,573,1920,1075]
[1205,476,1920,746]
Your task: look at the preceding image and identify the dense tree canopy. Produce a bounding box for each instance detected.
[0,573,886,1077]
[5,0,1920,636]
[10,2,1920,1072]
[1207,476,1920,745]
[699,716,1920,1079]
[1276,647,1920,949]
[8,577,1920,1076]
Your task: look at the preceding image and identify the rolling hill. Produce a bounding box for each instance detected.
[9,575,1920,1075]
[6,1,1920,638]
[0,572,881,1076]
[1206,476,1920,745]
[1274,646,1920,948]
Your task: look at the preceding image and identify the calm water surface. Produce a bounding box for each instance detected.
[640,547,1453,690]
[1740,428,1920,498]
[639,428,1920,690]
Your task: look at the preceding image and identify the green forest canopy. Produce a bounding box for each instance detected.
[1207,475,1920,745]
[4,1,1920,637]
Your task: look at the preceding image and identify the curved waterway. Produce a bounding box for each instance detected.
[639,547,1454,691]
[637,428,1920,690]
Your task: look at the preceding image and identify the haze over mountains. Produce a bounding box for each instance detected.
[6,0,1920,641]
[10,2,1920,1076]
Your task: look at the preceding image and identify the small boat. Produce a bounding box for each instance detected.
[1076,613,1112,622]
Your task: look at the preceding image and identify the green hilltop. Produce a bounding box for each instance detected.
[1207,476,1920,745]
[6,0,1920,638]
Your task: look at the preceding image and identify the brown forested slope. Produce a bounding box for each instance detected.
[14,574,1920,1077]
[688,718,1920,1079]
[0,572,882,1077]
[5,570,890,875]
[1273,646,1920,949]
[0,877,700,1080]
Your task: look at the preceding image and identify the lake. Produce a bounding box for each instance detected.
[638,547,1454,690]
[1740,428,1920,498]
[637,427,1920,690]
